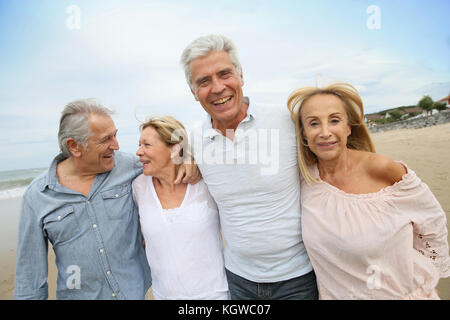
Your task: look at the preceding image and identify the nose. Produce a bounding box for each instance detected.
[319,123,332,138]
[110,136,119,151]
[136,145,143,156]
[211,77,225,94]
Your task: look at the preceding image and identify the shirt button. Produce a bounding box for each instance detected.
[99,249,104,253]
[112,293,116,297]
[106,271,111,275]
[87,200,90,204]
[57,216,62,220]
[115,194,119,198]
[93,224,97,229]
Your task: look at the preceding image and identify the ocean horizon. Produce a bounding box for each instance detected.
[0,167,48,200]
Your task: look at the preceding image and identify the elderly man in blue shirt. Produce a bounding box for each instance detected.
[14,99,198,300]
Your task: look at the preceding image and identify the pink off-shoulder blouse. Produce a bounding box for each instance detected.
[301,163,450,299]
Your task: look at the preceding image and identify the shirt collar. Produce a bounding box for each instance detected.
[202,96,256,140]
[39,153,67,192]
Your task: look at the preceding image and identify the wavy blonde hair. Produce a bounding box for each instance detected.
[287,82,375,184]
[140,116,191,160]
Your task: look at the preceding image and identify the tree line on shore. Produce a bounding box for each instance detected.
[368,93,449,125]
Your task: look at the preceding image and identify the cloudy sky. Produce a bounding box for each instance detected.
[0,0,449,171]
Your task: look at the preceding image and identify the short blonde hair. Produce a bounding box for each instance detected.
[287,82,375,184]
[140,116,190,159]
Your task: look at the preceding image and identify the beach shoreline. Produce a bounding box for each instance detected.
[1,123,449,300]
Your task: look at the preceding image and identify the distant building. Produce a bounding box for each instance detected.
[403,106,427,117]
[403,106,423,114]
[364,114,384,123]
[385,109,406,119]
[437,95,450,106]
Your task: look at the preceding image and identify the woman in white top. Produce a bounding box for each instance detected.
[132,116,229,300]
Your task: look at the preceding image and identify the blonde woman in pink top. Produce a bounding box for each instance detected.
[287,82,450,299]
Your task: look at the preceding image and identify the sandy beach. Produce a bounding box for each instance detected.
[0,198,57,300]
[371,122,450,299]
[1,122,449,300]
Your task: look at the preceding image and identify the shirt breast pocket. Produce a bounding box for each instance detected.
[101,184,134,220]
[43,206,81,247]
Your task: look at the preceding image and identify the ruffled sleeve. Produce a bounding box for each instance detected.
[394,166,450,278]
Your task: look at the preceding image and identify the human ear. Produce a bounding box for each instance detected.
[170,144,183,165]
[66,138,82,157]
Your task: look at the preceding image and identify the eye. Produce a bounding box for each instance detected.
[330,118,341,124]
[101,137,111,144]
[309,121,319,127]
[220,71,232,79]
[198,78,210,87]
[139,143,151,147]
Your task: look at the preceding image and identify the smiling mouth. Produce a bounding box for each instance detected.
[317,141,338,147]
[212,96,232,105]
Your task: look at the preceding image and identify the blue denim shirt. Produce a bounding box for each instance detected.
[14,151,151,300]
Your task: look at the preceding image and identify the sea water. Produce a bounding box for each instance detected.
[0,168,47,199]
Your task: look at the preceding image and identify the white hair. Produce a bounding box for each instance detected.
[58,99,114,158]
[180,34,242,90]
